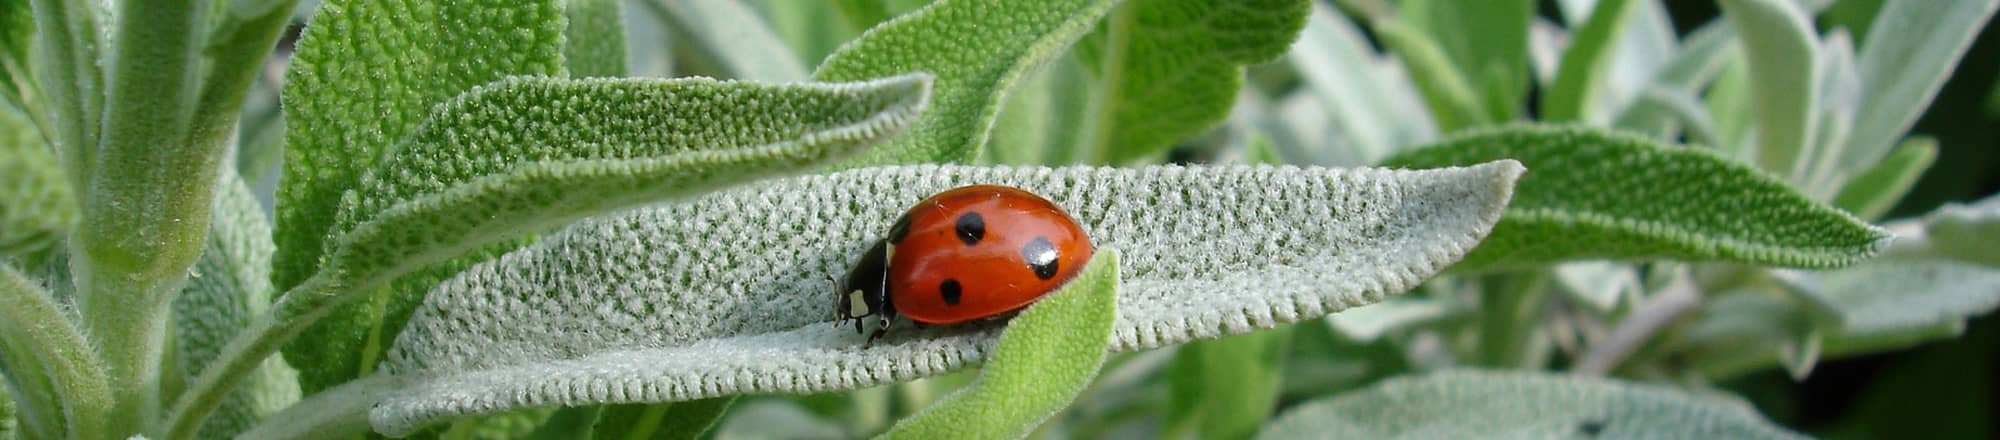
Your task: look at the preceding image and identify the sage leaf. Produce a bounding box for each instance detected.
[641,0,805,82]
[1925,193,2000,267]
[1383,124,1891,271]
[877,251,1118,440]
[1076,0,1309,164]
[1812,259,2000,336]
[171,171,300,438]
[813,0,1120,165]
[1400,0,1532,123]
[0,106,73,257]
[1678,289,1823,380]
[273,0,566,300]
[0,0,32,109]
[1258,370,1805,439]
[1718,0,1819,175]
[1285,2,1436,163]
[565,0,628,78]
[1371,19,1486,132]
[1839,0,1999,175]
[1833,136,1936,221]
[368,161,1522,433]
[1165,328,1289,440]
[1541,0,1637,122]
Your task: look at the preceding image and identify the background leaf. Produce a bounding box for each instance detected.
[812,0,1120,165]
[641,0,806,81]
[1258,370,1805,439]
[1074,0,1310,164]
[1541,0,1637,122]
[1811,259,2000,337]
[1837,0,1999,175]
[1924,193,2000,268]
[1383,124,1890,271]
[1401,0,1532,122]
[0,104,72,257]
[170,170,300,438]
[1717,0,1819,175]
[1283,2,1436,164]
[366,161,1522,433]
[591,397,737,440]
[1370,18,1486,133]
[878,251,1119,440]
[1833,136,1936,221]
[565,0,629,78]
[1164,328,1289,440]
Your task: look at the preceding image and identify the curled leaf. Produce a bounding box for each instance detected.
[1384,124,1891,271]
[368,161,1522,434]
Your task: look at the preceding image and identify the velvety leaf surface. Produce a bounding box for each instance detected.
[279,74,931,394]
[813,0,1119,165]
[171,171,300,438]
[0,106,72,256]
[1383,124,1890,271]
[368,161,1522,433]
[877,251,1118,439]
[1079,0,1309,163]
[1257,370,1805,439]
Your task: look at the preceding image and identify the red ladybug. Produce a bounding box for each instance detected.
[835,185,1094,342]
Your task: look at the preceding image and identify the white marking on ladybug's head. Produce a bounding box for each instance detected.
[847,289,871,316]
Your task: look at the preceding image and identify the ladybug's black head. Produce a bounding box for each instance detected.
[834,239,892,335]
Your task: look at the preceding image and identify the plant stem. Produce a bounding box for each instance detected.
[234,373,395,440]
[162,272,350,440]
[0,264,111,440]
[1477,272,1551,367]
[1574,271,1703,376]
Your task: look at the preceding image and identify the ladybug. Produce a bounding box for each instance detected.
[835,184,1094,342]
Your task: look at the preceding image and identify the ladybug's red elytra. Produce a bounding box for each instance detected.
[835,184,1094,342]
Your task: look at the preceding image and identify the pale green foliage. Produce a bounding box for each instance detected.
[1678,290,1824,380]
[1924,181,2000,268]
[171,171,299,438]
[1370,19,1485,132]
[1718,0,1819,175]
[1401,0,1531,122]
[1325,298,1459,342]
[591,397,738,440]
[1165,329,1289,439]
[365,161,1519,432]
[1813,259,2000,337]
[641,0,806,82]
[878,251,1118,440]
[1834,136,1936,220]
[1542,0,1636,122]
[1839,0,1999,175]
[813,0,1119,165]
[1384,124,1890,271]
[1075,0,1310,163]
[1282,2,1435,164]
[565,0,628,78]
[0,106,72,256]
[1258,370,1805,439]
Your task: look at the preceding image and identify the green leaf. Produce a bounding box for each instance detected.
[1541,0,1637,122]
[171,170,301,438]
[1924,194,2000,267]
[1165,328,1290,440]
[1401,0,1532,122]
[1076,0,1310,164]
[1370,18,1486,133]
[593,397,738,440]
[1717,0,1819,176]
[0,105,72,257]
[272,0,567,303]
[0,0,35,109]
[1257,370,1805,439]
[709,400,850,440]
[813,0,1120,165]
[1677,289,1823,380]
[366,161,1522,433]
[169,74,932,440]
[0,384,13,439]
[640,0,806,81]
[1285,2,1436,163]
[982,54,1090,165]
[1837,0,1999,175]
[1812,259,2000,337]
[1832,136,1935,221]
[877,251,1119,440]
[1382,124,1891,271]
[1552,261,1640,313]
[1706,59,1754,157]
[0,264,110,440]
[566,0,629,77]
[1325,297,1460,342]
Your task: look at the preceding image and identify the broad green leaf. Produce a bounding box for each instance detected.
[1718,0,1819,176]
[172,171,301,438]
[641,0,806,81]
[1924,194,2000,267]
[1076,0,1309,164]
[1382,124,1891,271]
[566,0,629,78]
[1833,136,1935,221]
[273,0,567,303]
[1165,328,1289,440]
[1286,2,1436,163]
[0,105,72,256]
[1401,0,1532,122]
[1257,370,1804,439]
[1371,19,1485,133]
[1541,0,1637,122]
[1325,297,1459,342]
[366,161,1522,433]
[1838,0,1999,175]
[878,251,1119,440]
[814,0,1120,165]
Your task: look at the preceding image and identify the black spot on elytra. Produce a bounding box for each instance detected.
[1578,419,1605,437]
[955,212,985,245]
[1022,236,1058,280]
[888,215,913,244]
[940,279,962,305]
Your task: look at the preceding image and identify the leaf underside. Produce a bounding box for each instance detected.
[1383,124,1889,271]
[367,161,1522,433]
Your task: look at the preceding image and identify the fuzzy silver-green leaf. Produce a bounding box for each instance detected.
[368,161,1521,433]
[1383,124,1890,271]
[1258,370,1805,439]
[172,170,301,438]
[813,0,1118,165]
